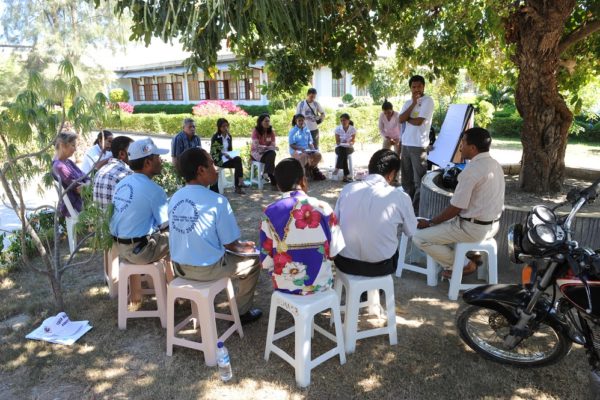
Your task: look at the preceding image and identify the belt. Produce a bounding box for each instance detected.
[112,235,148,244]
[459,216,499,226]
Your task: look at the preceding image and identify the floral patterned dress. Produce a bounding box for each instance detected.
[260,190,345,295]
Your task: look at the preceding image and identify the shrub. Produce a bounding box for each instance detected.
[474,100,495,128]
[493,104,518,118]
[488,115,523,137]
[109,88,130,103]
[192,100,248,117]
[133,104,194,114]
[117,102,134,114]
[349,96,373,108]
[239,105,269,116]
[341,93,354,104]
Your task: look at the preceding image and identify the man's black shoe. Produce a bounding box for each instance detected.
[240,308,263,325]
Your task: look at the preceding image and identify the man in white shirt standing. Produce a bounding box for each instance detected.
[399,75,435,214]
[334,149,417,276]
[296,88,326,150]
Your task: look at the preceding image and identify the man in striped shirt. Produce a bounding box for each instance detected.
[93,136,134,208]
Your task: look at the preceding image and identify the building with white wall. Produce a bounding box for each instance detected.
[110,43,371,107]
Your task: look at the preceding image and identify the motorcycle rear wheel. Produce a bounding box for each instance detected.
[456,304,572,367]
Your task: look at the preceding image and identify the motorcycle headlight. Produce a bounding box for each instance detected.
[528,224,557,247]
[508,224,524,264]
[532,205,557,224]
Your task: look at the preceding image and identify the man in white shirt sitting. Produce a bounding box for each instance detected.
[334,149,417,276]
[399,75,435,214]
[413,128,505,279]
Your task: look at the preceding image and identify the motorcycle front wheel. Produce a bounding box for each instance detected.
[456,305,572,367]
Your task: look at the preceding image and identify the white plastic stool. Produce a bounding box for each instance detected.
[264,290,346,388]
[103,243,119,298]
[249,161,265,190]
[445,238,498,301]
[217,168,235,194]
[334,271,397,353]
[395,234,440,286]
[118,260,167,329]
[334,153,354,179]
[166,277,243,366]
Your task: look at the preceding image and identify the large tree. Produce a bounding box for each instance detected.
[109,0,599,192]
[1,0,130,99]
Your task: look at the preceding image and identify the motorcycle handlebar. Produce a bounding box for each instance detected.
[569,176,600,205]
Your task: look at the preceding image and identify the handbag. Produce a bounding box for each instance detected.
[304,101,323,125]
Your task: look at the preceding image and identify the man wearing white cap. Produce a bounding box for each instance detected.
[110,138,171,267]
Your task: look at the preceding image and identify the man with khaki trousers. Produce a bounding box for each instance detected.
[412,127,505,279]
[168,147,262,325]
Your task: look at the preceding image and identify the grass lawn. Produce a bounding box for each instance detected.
[0,179,593,400]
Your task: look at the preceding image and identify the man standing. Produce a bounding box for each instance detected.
[93,136,134,208]
[171,118,201,165]
[412,128,505,279]
[168,147,262,324]
[334,149,417,276]
[398,75,435,213]
[110,138,170,266]
[296,88,326,150]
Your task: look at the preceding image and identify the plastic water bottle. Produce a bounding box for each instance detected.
[216,341,232,381]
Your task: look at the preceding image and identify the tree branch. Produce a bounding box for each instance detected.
[558,19,600,54]
[0,140,56,175]
[59,231,96,273]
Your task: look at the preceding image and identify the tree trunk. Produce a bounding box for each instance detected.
[507,1,575,193]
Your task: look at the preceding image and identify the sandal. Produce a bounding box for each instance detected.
[313,168,327,181]
[342,176,353,183]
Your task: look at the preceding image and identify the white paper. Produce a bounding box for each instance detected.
[222,150,240,163]
[336,143,351,148]
[428,104,474,168]
[26,312,92,346]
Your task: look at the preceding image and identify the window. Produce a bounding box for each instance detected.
[199,81,207,99]
[356,86,369,97]
[238,80,246,100]
[165,83,174,100]
[252,69,261,99]
[217,81,225,99]
[151,84,159,101]
[138,85,146,101]
[332,72,346,98]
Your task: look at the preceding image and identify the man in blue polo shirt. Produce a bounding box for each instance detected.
[111,138,170,267]
[168,147,262,324]
[171,118,201,166]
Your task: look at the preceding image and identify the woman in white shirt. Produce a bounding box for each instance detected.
[378,100,401,155]
[333,113,356,182]
[81,130,113,175]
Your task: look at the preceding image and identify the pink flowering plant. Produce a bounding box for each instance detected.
[192,100,248,117]
[117,102,134,114]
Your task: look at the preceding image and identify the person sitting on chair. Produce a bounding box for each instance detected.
[334,149,417,276]
[288,114,326,181]
[412,127,505,279]
[168,147,263,324]
[333,113,357,182]
[250,113,278,187]
[209,118,247,194]
[259,158,345,295]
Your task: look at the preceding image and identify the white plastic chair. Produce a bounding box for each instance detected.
[103,243,119,298]
[333,271,397,354]
[118,260,168,330]
[395,234,440,286]
[264,290,346,387]
[54,181,79,254]
[217,168,235,194]
[427,238,498,301]
[166,277,243,366]
[249,161,265,190]
[333,153,354,179]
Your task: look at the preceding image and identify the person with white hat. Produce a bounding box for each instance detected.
[110,138,171,285]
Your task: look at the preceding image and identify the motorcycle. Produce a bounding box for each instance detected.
[456,177,600,392]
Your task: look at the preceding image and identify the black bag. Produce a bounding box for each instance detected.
[305,101,323,125]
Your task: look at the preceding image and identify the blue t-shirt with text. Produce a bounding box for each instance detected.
[110,173,168,238]
[168,185,241,267]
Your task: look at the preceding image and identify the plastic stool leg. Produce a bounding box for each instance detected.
[396,235,409,278]
[331,304,346,365]
[344,289,361,354]
[294,314,313,388]
[384,284,397,346]
[264,299,279,361]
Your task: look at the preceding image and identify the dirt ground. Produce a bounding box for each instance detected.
[0,175,594,400]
